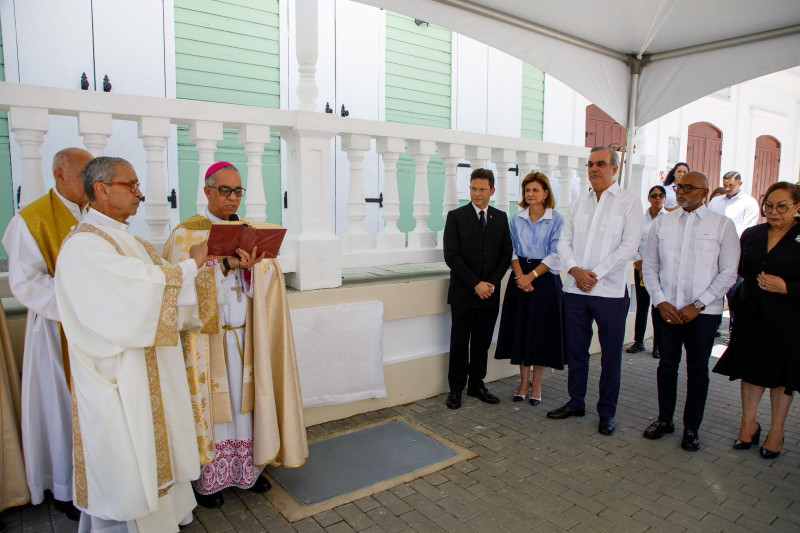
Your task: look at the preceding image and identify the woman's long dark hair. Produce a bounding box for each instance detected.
[664,162,689,186]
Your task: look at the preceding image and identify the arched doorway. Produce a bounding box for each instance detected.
[752,135,781,205]
[687,122,722,188]
[585,105,626,148]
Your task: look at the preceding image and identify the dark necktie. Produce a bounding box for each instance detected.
[479,210,486,232]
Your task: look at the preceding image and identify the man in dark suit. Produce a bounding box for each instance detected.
[443,168,512,409]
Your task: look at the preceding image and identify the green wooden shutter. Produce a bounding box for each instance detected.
[521,64,545,141]
[385,13,451,234]
[174,0,281,223]
[0,26,13,259]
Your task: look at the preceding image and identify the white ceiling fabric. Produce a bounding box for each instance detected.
[355,0,800,126]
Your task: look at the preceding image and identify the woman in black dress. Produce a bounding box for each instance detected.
[495,173,564,406]
[713,182,800,459]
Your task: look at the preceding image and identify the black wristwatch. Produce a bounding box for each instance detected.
[222,257,232,275]
[693,299,706,311]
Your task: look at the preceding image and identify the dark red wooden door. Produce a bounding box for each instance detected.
[585,105,626,148]
[687,122,723,188]
[752,135,781,206]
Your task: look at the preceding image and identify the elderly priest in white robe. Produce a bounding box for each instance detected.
[162,161,307,508]
[54,157,214,533]
[2,147,92,520]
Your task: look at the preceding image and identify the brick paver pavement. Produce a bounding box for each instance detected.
[4,337,798,532]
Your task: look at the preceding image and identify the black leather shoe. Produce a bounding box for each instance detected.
[193,488,224,508]
[626,342,645,354]
[652,347,660,359]
[681,429,701,451]
[546,403,585,419]
[598,416,615,435]
[467,386,500,404]
[446,391,462,409]
[643,419,675,440]
[760,437,784,459]
[733,423,761,450]
[54,499,81,521]
[250,475,272,493]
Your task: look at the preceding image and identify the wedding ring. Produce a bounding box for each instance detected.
[666,319,671,323]
[761,282,766,288]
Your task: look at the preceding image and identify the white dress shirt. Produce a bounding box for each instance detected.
[633,207,667,262]
[558,182,644,298]
[642,205,739,315]
[708,190,759,237]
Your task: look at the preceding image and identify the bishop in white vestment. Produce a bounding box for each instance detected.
[1,148,92,519]
[54,157,214,533]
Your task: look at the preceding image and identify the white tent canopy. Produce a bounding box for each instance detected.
[356,0,800,129]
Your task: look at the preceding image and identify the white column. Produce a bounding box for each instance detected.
[466,146,491,174]
[437,142,465,247]
[283,128,341,290]
[9,106,49,209]
[295,0,319,112]
[578,157,590,197]
[239,124,270,223]
[190,120,223,215]
[407,140,437,249]
[538,153,559,212]
[492,148,516,214]
[138,117,172,251]
[558,155,578,212]
[376,136,405,250]
[341,133,373,251]
[517,151,538,182]
[78,112,113,157]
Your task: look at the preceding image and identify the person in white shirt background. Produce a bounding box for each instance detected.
[547,146,643,437]
[626,185,667,359]
[662,162,689,211]
[708,171,760,340]
[641,171,739,452]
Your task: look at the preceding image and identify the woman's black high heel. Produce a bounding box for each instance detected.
[733,423,761,450]
[760,437,784,459]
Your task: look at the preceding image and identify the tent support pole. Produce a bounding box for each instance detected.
[621,62,640,189]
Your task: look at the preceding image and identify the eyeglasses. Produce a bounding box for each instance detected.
[208,185,246,198]
[673,184,707,193]
[762,201,798,214]
[649,194,666,199]
[107,181,141,193]
[585,161,612,169]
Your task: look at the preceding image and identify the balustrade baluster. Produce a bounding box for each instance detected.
[138,117,171,250]
[558,156,578,212]
[492,148,516,214]
[78,112,113,157]
[407,140,436,249]
[190,121,223,215]
[239,124,269,223]
[517,151,538,184]
[578,157,590,197]
[538,153,559,211]
[437,142,465,247]
[376,136,405,250]
[9,107,49,209]
[341,134,372,251]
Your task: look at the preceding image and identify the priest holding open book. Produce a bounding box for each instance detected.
[162,161,307,508]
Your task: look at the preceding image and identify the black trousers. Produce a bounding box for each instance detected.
[448,305,499,392]
[633,269,661,351]
[653,312,720,431]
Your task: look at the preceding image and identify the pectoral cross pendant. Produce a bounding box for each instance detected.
[232,276,244,302]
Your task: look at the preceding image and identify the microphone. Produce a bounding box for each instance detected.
[228,214,239,221]
[139,196,145,203]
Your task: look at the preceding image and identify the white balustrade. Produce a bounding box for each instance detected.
[376,136,405,250]
[466,146,490,174]
[240,124,269,223]
[558,155,578,211]
[407,140,437,249]
[517,151,538,183]
[190,120,223,215]
[538,153,559,211]
[437,142,464,246]
[78,112,113,157]
[492,148,516,214]
[341,133,372,251]
[9,106,49,209]
[138,116,171,250]
[578,157,590,197]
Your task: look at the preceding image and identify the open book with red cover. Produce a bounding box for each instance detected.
[207,221,287,258]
